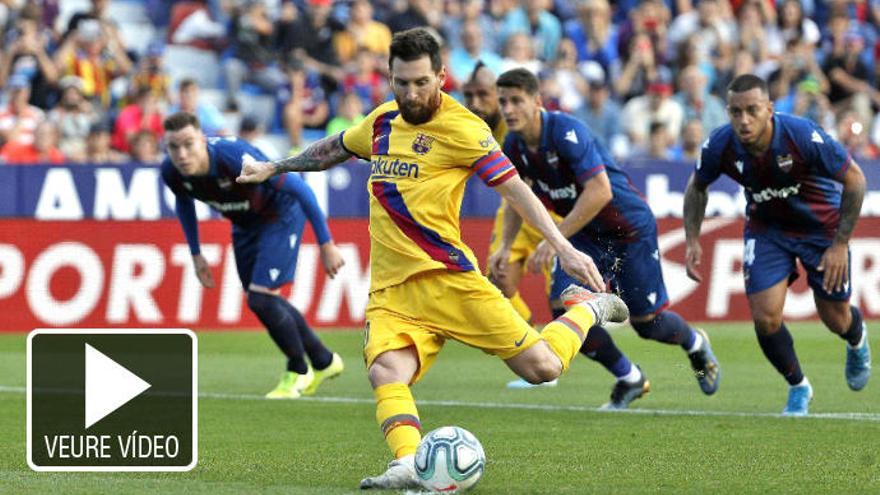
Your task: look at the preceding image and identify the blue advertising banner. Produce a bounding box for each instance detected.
[3,159,878,220]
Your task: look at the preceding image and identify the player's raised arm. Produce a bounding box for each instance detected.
[237,132,353,184]
[495,175,604,291]
[683,173,710,283]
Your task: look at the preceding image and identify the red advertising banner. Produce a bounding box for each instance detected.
[1,218,879,331]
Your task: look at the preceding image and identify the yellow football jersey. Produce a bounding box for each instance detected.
[342,93,518,292]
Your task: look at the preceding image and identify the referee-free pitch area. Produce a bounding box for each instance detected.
[1,322,878,494]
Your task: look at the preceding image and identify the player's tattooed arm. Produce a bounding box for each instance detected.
[683,174,709,240]
[834,160,867,244]
[272,133,352,173]
[683,174,710,282]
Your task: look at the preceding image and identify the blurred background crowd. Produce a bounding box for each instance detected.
[1,0,879,166]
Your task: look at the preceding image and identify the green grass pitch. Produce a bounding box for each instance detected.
[1,322,878,494]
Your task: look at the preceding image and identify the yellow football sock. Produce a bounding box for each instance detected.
[374,383,421,458]
[509,291,533,323]
[540,305,595,372]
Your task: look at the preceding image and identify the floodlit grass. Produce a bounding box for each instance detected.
[1,322,878,494]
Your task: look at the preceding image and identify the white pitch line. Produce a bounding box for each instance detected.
[2,385,879,423]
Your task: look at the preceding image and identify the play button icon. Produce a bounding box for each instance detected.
[84,344,151,429]
[28,329,197,471]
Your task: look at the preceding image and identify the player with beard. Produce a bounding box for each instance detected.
[237,28,630,490]
[685,74,871,415]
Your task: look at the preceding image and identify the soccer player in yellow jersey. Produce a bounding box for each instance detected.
[237,28,629,491]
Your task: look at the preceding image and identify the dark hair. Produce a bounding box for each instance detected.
[389,28,442,72]
[179,78,198,90]
[496,68,540,95]
[163,112,201,132]
[465,60,492,85]
[727,74,768,96]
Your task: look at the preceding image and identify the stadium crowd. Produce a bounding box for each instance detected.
[1,0,879,165]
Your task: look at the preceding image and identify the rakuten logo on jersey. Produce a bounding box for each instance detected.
[749,183,801,203]
[370,157,420,179]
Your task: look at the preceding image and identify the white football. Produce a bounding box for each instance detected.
[414,426,486,493]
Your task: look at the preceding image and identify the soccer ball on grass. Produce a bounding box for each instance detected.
[414,426,486,492]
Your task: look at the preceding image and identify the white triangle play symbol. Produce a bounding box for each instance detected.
[85,344,151,429]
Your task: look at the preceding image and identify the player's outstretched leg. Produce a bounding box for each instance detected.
[756,322,811,414]
[841,306,871,391]
[536,285,629,377]
[282,304,345,396]
[247,291,314,399]
[631,311,720,395]
[579,325,651,410]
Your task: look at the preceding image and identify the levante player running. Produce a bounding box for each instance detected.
[684,74,871,415]
[493,68,720,408]
[162,112,345,399]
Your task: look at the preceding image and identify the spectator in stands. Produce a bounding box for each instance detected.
[713,45,755,95]
[564,0,618,71]
[326,91,366,135]
[386,0,443,34]
[84,120,127,164]
[279,57,329,151]
[768,0,820,49]
[776,76,835,130]
[667,0,734,59]
[54,18,133,108]
[65,0,112,35]
[281,0,344,88]
[0,121,65,164]
[499,0,562,62]
[823,29,879,119]
[835,110,879,160]
[621,74,684,150]
[48,76,100,162]
[443,0,500,54]
[449,20,504,82]
[128,130,163,164]
[614,32,670,101]
[342,48,390,110]
[674,65,727,136]
[631,121,675,160]
[169,78,228,137]
[670,118,704,161]
[333,0,392,66]
[0,74,46,149]
[112,86,164,153]
[223,0,286,111]
[239,115,281,160]
[765,38,829,101]
[551,38,588,112]
[130,41,171,101]
[499,32,543,75]
[573,62,624,151]
[734,1,774,77]
[0,4,59,110]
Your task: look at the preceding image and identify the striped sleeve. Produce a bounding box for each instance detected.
[471,150,518,186]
